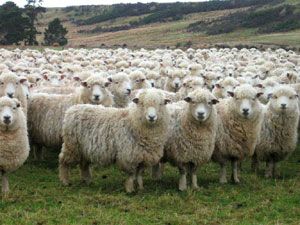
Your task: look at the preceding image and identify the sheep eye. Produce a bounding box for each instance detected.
[289,96,294,99]
[115,82,119,84]
[273,96,278,99]
[13,107,16,110]
[16,82,19,85]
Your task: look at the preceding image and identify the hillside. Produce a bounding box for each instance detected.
[36,0,300,49]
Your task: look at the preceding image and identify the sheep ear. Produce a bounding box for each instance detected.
[255,84,263,88]
[184,97,192,103]
[256,92,263,98]
[107,77,113,82]
[215,83,221,89]
[227,91,234,97]
[43,74,48,80]
[132,98,139,104]
[211,99,219,105]
[104,82,111,87]
[60,75,66,80]
[19,78,27,84]
[81,81,88,87]
[164,99,171,105]
[73,76,81,81]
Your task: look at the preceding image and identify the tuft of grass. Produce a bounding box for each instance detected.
[0,146,299,224]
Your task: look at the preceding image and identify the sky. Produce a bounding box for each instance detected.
[10,0,206,8]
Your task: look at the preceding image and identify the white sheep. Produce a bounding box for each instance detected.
[0,97,29,194]
[253,85,299,178]
[212,84,264,183]
[59,88,171,193]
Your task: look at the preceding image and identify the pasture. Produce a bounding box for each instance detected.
[1,148,299,225]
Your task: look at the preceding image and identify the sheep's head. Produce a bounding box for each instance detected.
[255,79,279,104]
[184,89,218,122]
[0,73,26,98]
[43,72,65,86]
[0,96,21,131]
[132,89,170,124]
[109,73,132,96]
[129,71,148,90]
[214,77,239,98]
[228,84,263,119]
[269,85,298,114]
[81,76,111,104]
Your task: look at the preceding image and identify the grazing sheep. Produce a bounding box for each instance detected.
[0,97,29,194]
[212,84,264,183]
[59,89,170,193]
[158,89,218,191]
[28,75,114,158]
[253,85,299,178]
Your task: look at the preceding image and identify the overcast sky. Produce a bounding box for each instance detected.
[11,0,205,8]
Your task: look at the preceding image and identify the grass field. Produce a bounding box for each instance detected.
[0,146,299,225]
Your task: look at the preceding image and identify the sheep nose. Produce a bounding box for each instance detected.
[94,95,100,100]
[126,89,131,94]
[3,116,11,124]
[175,83,179,88]
[197,112,205,119]
[281,103,287,109]
[151,83,155,87]
[243,108,249,115]
[148,115,156,122]
[7,93,14,98]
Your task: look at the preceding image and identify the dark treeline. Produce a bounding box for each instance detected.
[74,0,282,26]
[187,3,300,35]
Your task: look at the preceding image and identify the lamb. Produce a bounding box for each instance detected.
[158,89,218,191]
[252,85,299,178]
[59,88,171,193]
[28,75,114,158]
[0,72,28,115]
[212,84,264,183]
[0,97,29,194]
[108,72,132,108]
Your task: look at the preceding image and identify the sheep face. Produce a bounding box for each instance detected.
[0,74,26,99]
[0,97,21,131]
[43,73,65,86]
[133,89,169,124]
[269,86,298,113]
[228,85,262,119]
[81,82,110,104]
[109,75,131,96]
[184,89,218,122]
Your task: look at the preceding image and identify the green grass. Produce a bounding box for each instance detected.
[1,147,300,225]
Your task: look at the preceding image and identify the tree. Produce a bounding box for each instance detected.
[24,0,45,45]
[0,1,30,45]
[44,18,68,46]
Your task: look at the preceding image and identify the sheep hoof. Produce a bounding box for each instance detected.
[125,178,135,193]
[61,180,71,186]
[192,185,200,190]
[219,178,227,184]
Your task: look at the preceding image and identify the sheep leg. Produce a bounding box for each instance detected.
[219,163,227,184]
[136,166,144,191]
[265,159,273,178]
[189,163,199,190]
[272,161,278,178]
[251,154,259,173]
[1,171,9,194]
[125,174,135,193]
[152,163,164,180]
[231,160,240,184]
[178,167,187,191]
[80,160,92,185]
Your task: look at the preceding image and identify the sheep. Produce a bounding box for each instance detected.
[0,97,29,194]
[0,72,28,115]
[212,77,239,99]
[255,77,279,104]
[212,84,264,183]
[28,75,114,158]
[164,68,185,93]
[158,89,218,191]
[59,88,171,193]
[129,70,151,90]
[252,85,299,178]
[108,72,132,108]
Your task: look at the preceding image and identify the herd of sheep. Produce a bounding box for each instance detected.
[0,47,299,194]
